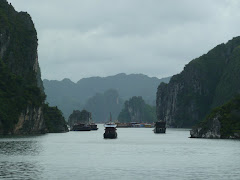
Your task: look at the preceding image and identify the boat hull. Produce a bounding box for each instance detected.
[72,127,91,131]
[154,128,166,133]
[90,124,98,130]
[154,121,166,133]
[104,132,117,139]
[71,124,91,131]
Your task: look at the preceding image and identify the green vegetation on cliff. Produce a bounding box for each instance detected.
[118,96,157,123]
[43,104,68,133]
[0,55,45,134]
[157,36,240,128]
[0,1,45,134]
[0,1,66,134]
[199,95,240,138]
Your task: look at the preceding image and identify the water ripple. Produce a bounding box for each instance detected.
[0,141,42,156]
[0,161,44,180]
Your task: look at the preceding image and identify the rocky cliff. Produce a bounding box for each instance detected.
[190,95,240,139]
[156,36,240,128]
[68,110,91,128]
[118,96,156,123]
[0,0,45,134]
[43,104,69,133]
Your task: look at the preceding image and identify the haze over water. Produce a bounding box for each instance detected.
[0,127,240,180]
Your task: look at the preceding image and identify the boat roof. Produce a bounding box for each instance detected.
[104,124,117,128]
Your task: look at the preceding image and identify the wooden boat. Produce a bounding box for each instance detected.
[71,123,91,131]
[103,113,117,139]
[154,121,166,133]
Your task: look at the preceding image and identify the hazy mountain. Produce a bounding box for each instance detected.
[84,89,124,123]
[118,96,157,123]
[43,73,170,118]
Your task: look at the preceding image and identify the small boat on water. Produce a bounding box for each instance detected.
[104,113,117,139]
[71,123,91,131]
[154,121,166,133]
[90,123,98,130]
[116,123,131,128]
[144,123,153,128]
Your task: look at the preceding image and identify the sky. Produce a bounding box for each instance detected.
[8,0,240,82]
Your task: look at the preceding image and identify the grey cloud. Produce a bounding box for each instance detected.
[8,0,240,81]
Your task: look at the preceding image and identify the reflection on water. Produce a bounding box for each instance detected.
[0,140,42,156]
[0,161,43,180]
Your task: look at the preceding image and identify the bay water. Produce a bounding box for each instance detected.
[0,126,240,180]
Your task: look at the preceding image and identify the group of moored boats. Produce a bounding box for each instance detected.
[71,123,98,131]
[71,120,166,139]
[116,122,154,128]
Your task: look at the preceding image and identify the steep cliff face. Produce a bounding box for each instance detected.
[0,0,45,134]
[14,106,45,134]
[156,36,240,128]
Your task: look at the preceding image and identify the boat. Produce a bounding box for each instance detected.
[89,123,98,130]
[144,123,153,128]
[71,123,91,131]
[154,121,166,133]
[130,122,141,128]
[116,123,131,128]
[103,113,117,139]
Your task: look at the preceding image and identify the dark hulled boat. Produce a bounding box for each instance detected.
[71,123,91,131]
[104,123,117,139]
[90,123,98,130]
[104,113,117,139]
[154,121,166,133]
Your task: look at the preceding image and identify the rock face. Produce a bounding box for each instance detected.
[14,106,45,134]
[68,110,91,128]
[191,96,240,139]
[118,96,157,123]
[156,36,240,128]
[0,0,45,134]
[190,115,221,138]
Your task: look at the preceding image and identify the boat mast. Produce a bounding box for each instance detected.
[110,112,112,122]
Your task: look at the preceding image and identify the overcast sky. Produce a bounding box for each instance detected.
[8,0,240,82]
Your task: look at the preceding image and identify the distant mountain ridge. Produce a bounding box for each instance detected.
[43,73,170,118]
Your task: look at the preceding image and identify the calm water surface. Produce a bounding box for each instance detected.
[0,126,240,180]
